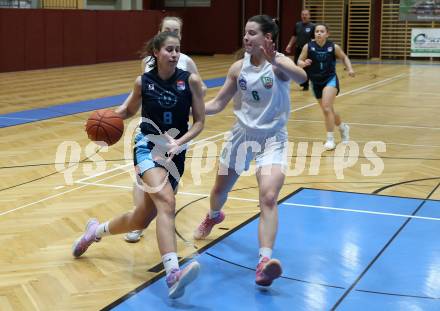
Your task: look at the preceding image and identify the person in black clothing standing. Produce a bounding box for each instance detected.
[285,9,315,90]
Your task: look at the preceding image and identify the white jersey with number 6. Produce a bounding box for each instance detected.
[233,52,290,132]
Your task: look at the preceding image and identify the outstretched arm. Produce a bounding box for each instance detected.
[335,45,355,77]
[261,38,307,84]
[114,76,142,120]
[204,60,241,115]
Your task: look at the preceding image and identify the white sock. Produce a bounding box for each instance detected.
[339,123,346,130]
[95,221,111,238]
[259,247,272,263]
[326,132,334,141]
[209,209,221,219]
[162,252,179,276]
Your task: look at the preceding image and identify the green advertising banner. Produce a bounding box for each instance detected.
[411,28,440,57]
[400,0,440,21]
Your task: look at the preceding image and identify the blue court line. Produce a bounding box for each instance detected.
[0,77,226,128]
[104,188,440,310]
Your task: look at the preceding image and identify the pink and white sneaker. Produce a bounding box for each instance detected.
[255,257,282,286]
[166,261,200,299]
[193,211,225,240]
[72,218,100,258]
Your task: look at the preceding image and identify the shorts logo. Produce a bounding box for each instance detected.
[239,77,247,90]
[176,80,185,91]
[260,76,273,89]
[148,84,155,91]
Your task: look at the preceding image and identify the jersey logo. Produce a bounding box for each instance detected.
[327,47,333,52]
[306,27,311,32]
[148,84,155,91]
[158,90,177,109]
[311,47,316,51]
[260,76,273,89]
[176,80,185,91]
[239,77,247,90]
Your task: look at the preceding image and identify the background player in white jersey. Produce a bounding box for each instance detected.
[125,16,207,243]
[71,32,205,299]
[193,15,307,287]
[141,16,206,92]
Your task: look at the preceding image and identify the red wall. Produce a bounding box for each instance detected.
[280,0,303,54]
[372,0,381,58]
[0,9,162,72]
[169,1,241,54]
[3,1,378,73]
[170,0,300,55]
[1,9,26,72]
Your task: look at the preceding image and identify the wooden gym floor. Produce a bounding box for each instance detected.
[1,55,440,310]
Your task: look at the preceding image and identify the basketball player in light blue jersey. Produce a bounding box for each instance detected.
[193,15,307,287]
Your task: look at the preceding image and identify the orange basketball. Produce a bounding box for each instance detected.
[85,109,124,146]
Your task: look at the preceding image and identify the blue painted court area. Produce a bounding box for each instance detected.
[106,188,440,310]
[0,77,225,128]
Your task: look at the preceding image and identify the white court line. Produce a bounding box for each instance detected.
[358,90,440,97]
[281,202,440,222]
[180,190,440,222]
[0,74,408,216]
[75,132,227,183]
[346,121,440,131]
[339,74,407,96]
[75,162,130,183]
[72,184,259,204]
[290,135,440,149]
[291,73,407,113]
[177,191,260,203]
[176,131,440,149]
[0,170,128,217]
[76,182,130,189]
[1,133,229,217]
[291,119,440,131]
[69,185,440,222]
[75,74,405,185]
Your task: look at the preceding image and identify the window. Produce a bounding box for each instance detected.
[165,0,211,7]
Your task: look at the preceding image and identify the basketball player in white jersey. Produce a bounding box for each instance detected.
[125,16,207,243]
[193,15,307,287]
